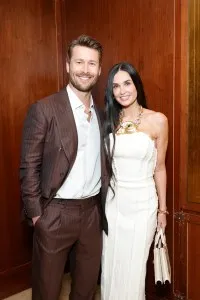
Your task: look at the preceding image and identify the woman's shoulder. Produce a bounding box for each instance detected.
[142,108,168,126]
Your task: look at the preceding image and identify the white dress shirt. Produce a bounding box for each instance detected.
[55,85,101,199]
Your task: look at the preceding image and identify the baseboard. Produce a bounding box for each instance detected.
[146,283,173,300]
[0,262,31,299]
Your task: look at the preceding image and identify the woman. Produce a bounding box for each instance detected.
[101,62,168,300]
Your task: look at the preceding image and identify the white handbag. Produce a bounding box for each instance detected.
[153,229,171,284]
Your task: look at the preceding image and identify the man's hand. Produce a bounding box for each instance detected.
[32,216,41,226]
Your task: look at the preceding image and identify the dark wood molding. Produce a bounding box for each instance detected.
[0,262,31,299]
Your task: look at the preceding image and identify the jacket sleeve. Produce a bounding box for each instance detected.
[20,102,47,218]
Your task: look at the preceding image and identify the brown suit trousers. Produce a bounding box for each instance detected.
[32,195,102,300]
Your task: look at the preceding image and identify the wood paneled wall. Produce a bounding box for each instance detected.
[174,0,200,299]
[0,0,64,298]
[63,1,175,298]
[3,0,198,299]
[188,0,200,205]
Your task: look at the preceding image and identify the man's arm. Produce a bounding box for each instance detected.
[20,102,47,223]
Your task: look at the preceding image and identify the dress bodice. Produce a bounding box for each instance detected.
[110,132,157,185]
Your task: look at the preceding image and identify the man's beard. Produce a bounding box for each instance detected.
[69,72,99,92]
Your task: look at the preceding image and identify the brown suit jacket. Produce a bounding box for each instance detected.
[20,88,109,234]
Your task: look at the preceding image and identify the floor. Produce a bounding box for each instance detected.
[3,274,100,300]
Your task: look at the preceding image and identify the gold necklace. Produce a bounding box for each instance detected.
[116,106,143,135]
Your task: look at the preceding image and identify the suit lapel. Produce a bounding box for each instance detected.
[94,104,104,162]
[94,104,103,142]
[50,88,78,166]
[94,105,109,194]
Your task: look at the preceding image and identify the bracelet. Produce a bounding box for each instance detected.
[157,208,169,215]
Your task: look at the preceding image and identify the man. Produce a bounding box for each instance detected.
[20,35,108,300]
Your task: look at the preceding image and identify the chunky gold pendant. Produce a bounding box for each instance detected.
[116,105,143,135]
[116,121,137,135]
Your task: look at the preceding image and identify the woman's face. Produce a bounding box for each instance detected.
[112,70,137,107]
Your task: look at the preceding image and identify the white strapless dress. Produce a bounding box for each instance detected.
[101,132,158,300]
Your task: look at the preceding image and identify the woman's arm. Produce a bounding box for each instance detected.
[154,112,168,230]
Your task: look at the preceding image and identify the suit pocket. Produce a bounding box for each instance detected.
[34,206,48,229]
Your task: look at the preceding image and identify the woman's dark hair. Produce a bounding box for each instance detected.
[104,62,148,183]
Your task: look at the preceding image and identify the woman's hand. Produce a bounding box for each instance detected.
[157,213,167,232]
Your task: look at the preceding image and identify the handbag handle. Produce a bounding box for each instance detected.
[154,229,167,248]
[159,229,167,247]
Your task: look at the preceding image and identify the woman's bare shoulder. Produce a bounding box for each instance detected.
[143,109,168,126]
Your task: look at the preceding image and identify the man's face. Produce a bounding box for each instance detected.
[66,46,101,92]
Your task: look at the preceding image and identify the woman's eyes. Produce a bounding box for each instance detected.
[113,82,131,89]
